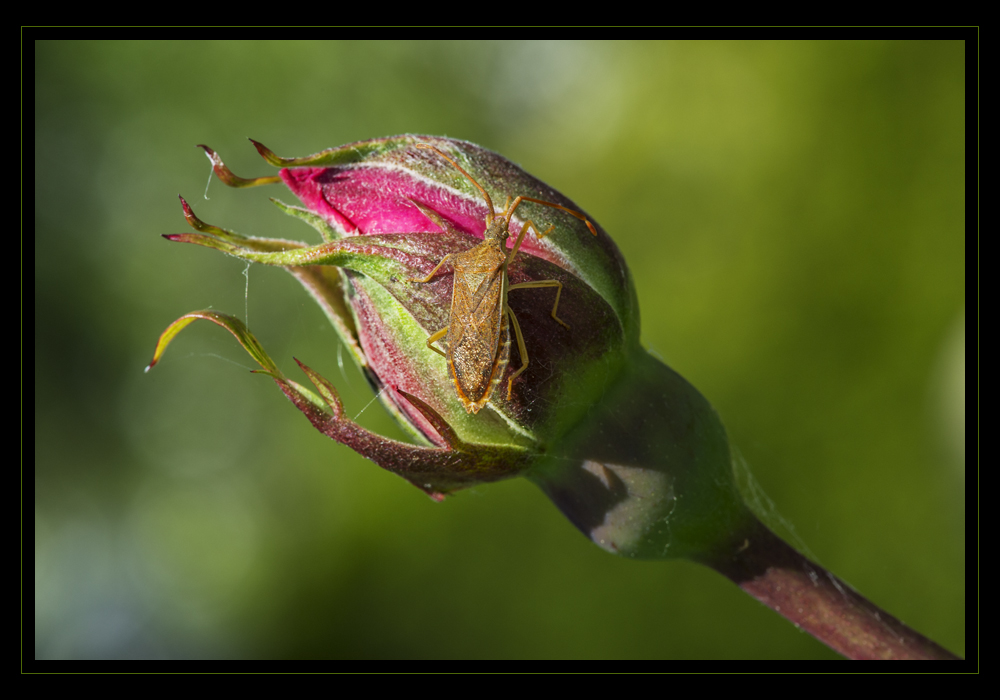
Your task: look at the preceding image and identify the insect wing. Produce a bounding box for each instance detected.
[447,246,508,410]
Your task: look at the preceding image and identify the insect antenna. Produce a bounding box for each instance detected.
[416,143,496,224]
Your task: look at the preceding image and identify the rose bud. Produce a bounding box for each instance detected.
[148,137,959,659]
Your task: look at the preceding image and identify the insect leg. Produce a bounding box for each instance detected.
[425,327,448,358]
[506,218,555,266]
[507,195,598,236]
[508,280,569,329]
[504,305,530,399]
[408,254,452,284]
[503,195,597,266]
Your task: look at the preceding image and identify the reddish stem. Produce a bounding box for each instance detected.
[702,515,961,660]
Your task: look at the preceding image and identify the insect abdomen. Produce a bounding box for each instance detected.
[447,249,508,412]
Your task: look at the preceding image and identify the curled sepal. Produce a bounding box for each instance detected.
[178,194,247,241]
[269,198,339,243]
[167,197,428,279]
[249,137,415,168]
[198,144,282,188]
[145,310,280,377]
[280,359,532,498]
[147,311,533,498]
[176,195,308,252]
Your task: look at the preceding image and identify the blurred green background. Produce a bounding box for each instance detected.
[34,40,965,659]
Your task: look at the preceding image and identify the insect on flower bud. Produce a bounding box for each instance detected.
[149,136,965,660]
[150,136,737,559]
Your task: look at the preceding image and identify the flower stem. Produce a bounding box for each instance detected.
[700,515,962,660]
